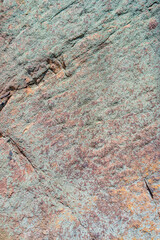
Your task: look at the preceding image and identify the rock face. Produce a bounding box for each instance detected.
[0,0,160,239]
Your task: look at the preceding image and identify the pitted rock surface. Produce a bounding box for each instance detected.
[0,0,160,239]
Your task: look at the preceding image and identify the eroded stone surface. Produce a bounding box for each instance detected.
[0,0,160,239]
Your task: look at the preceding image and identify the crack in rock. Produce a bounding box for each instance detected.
[144,178,154,199]
[6,135,37,171]
[0,95,11,112]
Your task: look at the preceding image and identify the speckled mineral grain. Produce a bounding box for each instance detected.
[0,0,160,239]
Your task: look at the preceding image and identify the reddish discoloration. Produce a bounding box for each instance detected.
[12,165,26,182]
[8,184,14,198]
[149,19,158,30]
[25,163,34,174]
[0,178,7,197]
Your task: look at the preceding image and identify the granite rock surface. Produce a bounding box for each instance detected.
[0,0,160,239]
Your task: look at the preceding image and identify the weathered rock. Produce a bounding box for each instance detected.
[0,0,160,239]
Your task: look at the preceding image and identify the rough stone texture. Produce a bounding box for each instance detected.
[0,0,160,239]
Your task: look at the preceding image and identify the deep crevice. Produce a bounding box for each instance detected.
[148,1,159,9]
[144,178,154,199]
[0,91,10,99]
[0,95,11,112]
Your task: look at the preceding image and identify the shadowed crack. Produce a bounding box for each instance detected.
[0,94,11,112]
[148,1,159,9]
[136,169,159,218]
[0,133,90,229]
[67,32,87,47]
[0,91,10,99]
[50,0,77,20]
[0,55,67,112]
[6,135,37,171]
[144,178,154,199]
